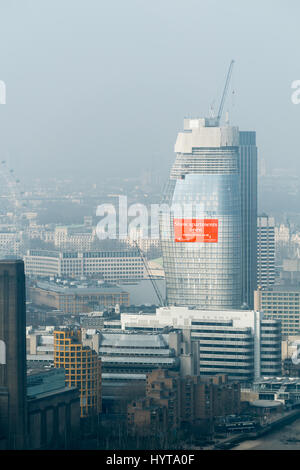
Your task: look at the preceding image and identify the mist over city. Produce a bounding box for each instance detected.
[0,0,300,459]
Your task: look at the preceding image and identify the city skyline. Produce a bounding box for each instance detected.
[0,0,300,454]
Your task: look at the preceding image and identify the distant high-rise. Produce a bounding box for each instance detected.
[239,131,258,308]
[160,118,242,309]
[257,214,275,288]
[0,260,27,449]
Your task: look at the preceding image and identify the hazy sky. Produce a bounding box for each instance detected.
[0,0,299,182]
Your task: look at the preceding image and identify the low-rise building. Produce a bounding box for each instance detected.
[27,368,80,449]
[26,326,54,364]
[249,377,300,407]
[24,249,144,282]
[27,279,130,314]
[79,311,119,329]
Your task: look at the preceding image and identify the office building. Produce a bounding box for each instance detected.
[121,306,282,382]
[255,287,300,336]
[260,319,282,376]
[53,328,102,418]
[257,214,275,288]
[24,249,144,282]
[159,119,242,309]
[83,328,198,414]
[0,260,27,449]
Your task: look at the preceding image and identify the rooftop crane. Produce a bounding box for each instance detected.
[207,60,235,127]
[216,59,235,126]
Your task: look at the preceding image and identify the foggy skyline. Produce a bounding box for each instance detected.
[0,0,299,182]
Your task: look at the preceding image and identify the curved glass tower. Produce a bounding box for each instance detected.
[160,118,242,309]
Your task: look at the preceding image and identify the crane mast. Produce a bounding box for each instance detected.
[206,60,235,127]
[133,241,165,307]
[216,59,235,126]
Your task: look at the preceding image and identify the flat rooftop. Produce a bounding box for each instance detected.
[33,280,128,295]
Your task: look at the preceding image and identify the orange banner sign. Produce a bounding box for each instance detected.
[174,218,218,243]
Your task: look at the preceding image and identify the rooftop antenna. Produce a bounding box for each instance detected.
[225,111,230,126]
[209,101,215,118]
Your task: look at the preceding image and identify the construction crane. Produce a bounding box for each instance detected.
[216,59,235,126]
[133,241,165,307]
[207,60,235,127]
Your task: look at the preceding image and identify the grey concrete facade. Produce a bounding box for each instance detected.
[27,387,80,449]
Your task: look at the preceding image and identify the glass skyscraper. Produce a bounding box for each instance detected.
[160,118,243,309]
[239,131,258,308]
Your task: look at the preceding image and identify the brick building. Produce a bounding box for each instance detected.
[127,397,167,437]
[127,369,241,436]
[146,369,180,429]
